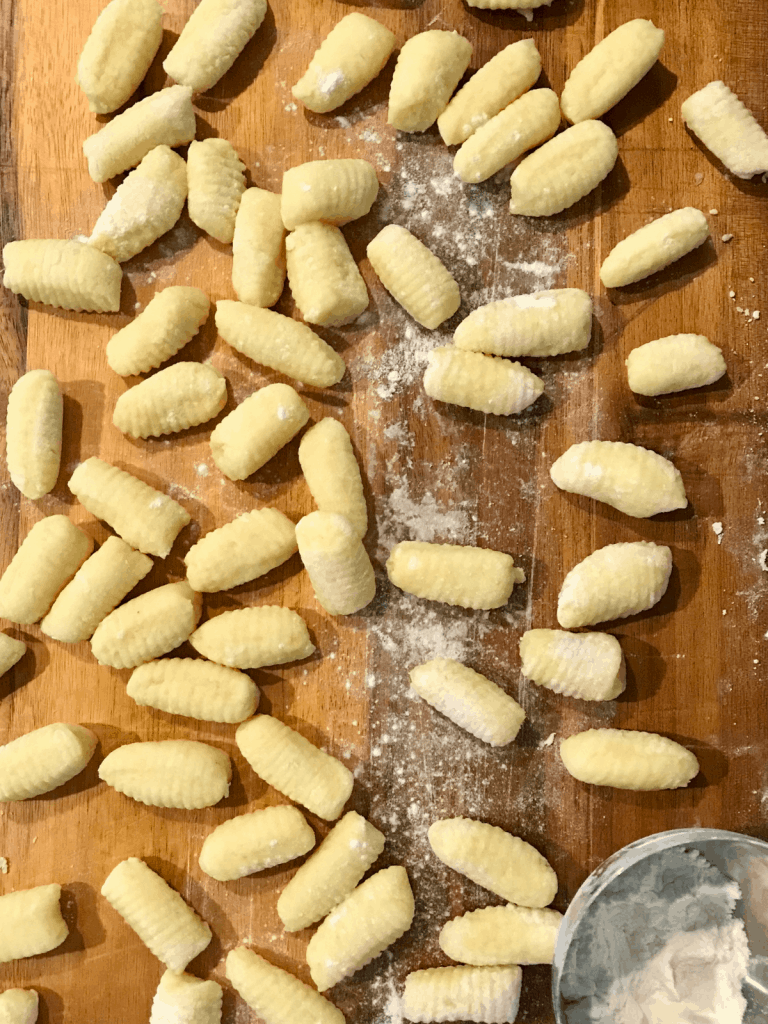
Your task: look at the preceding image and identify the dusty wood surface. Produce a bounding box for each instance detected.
[1,0,768,1020]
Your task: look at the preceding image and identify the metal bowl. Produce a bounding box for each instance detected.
[551,827,768,1023]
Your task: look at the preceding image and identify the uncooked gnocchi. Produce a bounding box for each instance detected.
[0,988,39,1024]
[90,580,201,668]
[295,511,376,616]
[428,818,558,908]
[681,80,768,179]
[367,224,460,329]
[277,811,386,932]
[127,658,259,723]
[454,289,592,357]
[149,971,222,1024]
[388,30,472,133]
[518,629,626,701]
[402,965,522,1024]
[2,239,122,313]
[101,858,212,972]
[409,658,525,746]
[226,947,345,1024]
[236,715,353,820]
[600,208,710,288]
[189,606,314,668]
[68,456,191,558]
[557,541,673,628]
[232,188,287,307]
[199,805,315,881]
[98,740,231,808]
[0,633,26,677]
[0,723,98,801]
[112,362,227,438]
[281,159,378,230]
[626,334,726,395]
[285,222,368,327]
[306,866,415,991]
[549,440,688,517]
[387,540,525,610]
[5,368,62,499]
[187,138,247,244]
[89,146,188,263]
[298,419,367,538]
[423,347,544,416]
[106,286,210,376]
[0,885,68,964]
[185,506,297,592]
[559,728,700,790]
[439,905,562,966]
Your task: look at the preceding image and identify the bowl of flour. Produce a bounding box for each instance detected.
[552,828,768,1024]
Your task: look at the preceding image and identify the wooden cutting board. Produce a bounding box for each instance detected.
[1,0,767,1020]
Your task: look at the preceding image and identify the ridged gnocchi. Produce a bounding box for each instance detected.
[388,30,472,133]
[126,658,259,723]
[285,222,368,327]
[402,965,522,1024]
[190,606,314,669]
[626,334,726,395]
[225,947,345,1024]
[5,368,62,499]
[454,289,592,357]
[99,740,231,808]
[295,511,376,616]
[2,239,122,313]
[681,80,768,179]
[106,286,210,376]
[199,805,315,881]
[0,723,98,801]
[298,419,367,539]
[518,629,626,701]
[281,159,378,230]
[559,728,700,790]
[0,885,68,964]
[232,188,287,307]
[439,905,562,966]
[600,208,710,288]
[187,138,247,244]
[387,541,525,610]
[424,347,544,416]
[149,971,222,1024]
[185,506,297,592]
[112,362,227,438]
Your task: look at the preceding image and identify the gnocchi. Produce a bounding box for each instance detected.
[0,723,98,802]
[306,866,415,991]
[0,988,39,1024]
[518,629,626,701]
[235,715,353,820]
[190,606,314,668]
[600,208,710,288]
[298,419,367,538]
[149,971,222,1024]
[126,658,259,723]
[439,905,562,966]
[199,805,315,881]
[681,80,768,179]
[112,362,227,438]
[559,728,700,790]
[185,506,297,592]
[409,658,525,746]
[285,222,368,327]
[2,239,122,313]
[232,188,287,307]
[98,740,231,808]
[626,334,726,395]
[0,885,68,964]
[402,965,522,1024]
[281,159,379,230]
[454,289,592,357]
[388,30,472,133]
[0,633,27,677]
[423,347,544,415]
[106,286,210,376]
[557,541,673,628]
[549,440,688,517]
[5,368,62,499]
[225,947,345,1024]
[387,540,525,610]
[187,138,247,244]
[295,511,376,616]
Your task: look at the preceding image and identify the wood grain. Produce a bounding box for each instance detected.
[1,0,768,1020]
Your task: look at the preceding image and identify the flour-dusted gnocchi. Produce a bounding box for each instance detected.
[190,606,314,668]
[68,456,191,558]
[0,633,27,677]
[82,85,195,183]
[232,188,287,307]
[149,971,222,1024]
[277,811,386,932]
[216,300,345,387]
[454,88,561,184]
[424,347,544,416]
[306,866,415,991]
[559,728,700,790]
[226,948,345,1024]
[387,541,526,610]
[600,208,710,288]
[0,516,93,625]
[101,858,212,972]
[185,507,297,592]
[163,0,267,94]
[286,223,369,327]
[626,334,727,396]
[89,146,188,263]
[465,0,554,9]
[428,819,558,908]
[210,383,310,480]
[0,885,68,964]
[402,966,522,1024]
[550,440,688,517]
[557,541,673,629]
[388,30,472,133]
[509,120,619,216]
[281,160,378,230]
[99,740,231,808]
[2,239,122,312]
[438,38,542,146]
[199,805,315,881]
[0,988,39,1024]
[107,286,211,376]
[187,139,246,244]
[76,0,163,114]
[236,715,353,820]
[90,580,201,669]
[409,658,525,746]
[681,81,768,179]
[295,512,376,616]
[454,289,592,357]
[127,658,258,723]
[439,905,563,966]
[519,629,626,701]
[6,369,62,499]
[298,419,367,539]
[367,224,460,329]
[561,19,665,124]
[0,723,98,801]
[293,13,396,114]
[112,362,227,438]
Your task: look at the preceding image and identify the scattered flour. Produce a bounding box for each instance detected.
[713,521,724,544]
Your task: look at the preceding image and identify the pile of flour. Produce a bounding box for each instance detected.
[560,848,750,1024]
